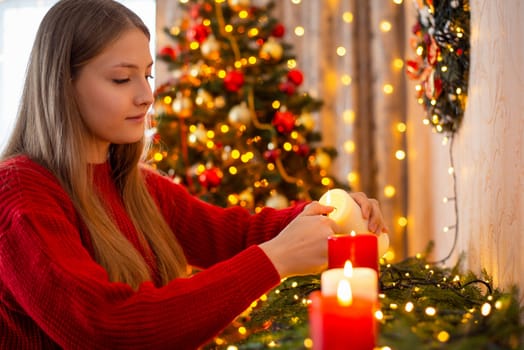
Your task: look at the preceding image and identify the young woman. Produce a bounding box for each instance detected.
[0,0,387,348]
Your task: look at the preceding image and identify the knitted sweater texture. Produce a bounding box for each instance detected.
[0,155,305,349]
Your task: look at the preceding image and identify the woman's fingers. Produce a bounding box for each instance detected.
[350,192,389,234]
[301,201,335,216]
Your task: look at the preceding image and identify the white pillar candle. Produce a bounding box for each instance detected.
[318,188,368,234]
[319,188,390,257]
[378,232,390,258]
[320,261,378,302]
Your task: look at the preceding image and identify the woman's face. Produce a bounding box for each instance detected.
[72,28,154,163]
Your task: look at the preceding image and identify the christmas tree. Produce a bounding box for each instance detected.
[148,0,346,212]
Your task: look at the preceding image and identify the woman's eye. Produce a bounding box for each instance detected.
[113,78,130,84]
[146,74,154,81]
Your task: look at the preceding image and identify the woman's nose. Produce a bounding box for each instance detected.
[136,79,154,107]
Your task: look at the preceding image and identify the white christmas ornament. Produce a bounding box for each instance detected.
[172,93,193,118]
[228,102,252,125]
[266,192,289,209]
[201,35,220,60]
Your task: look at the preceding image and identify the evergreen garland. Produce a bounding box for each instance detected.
[206,252,523,349]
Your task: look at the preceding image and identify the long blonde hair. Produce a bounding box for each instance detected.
[1,0,187,289]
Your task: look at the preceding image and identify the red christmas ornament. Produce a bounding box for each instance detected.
[263,149,281,162]
[423,33,431,45]
[412,22,421,35]
[223,70,245,92]
[424,71,443,99]
[432,77,443,99]
[190,4,201,19]
[158,46,177,60]
[198,168,222,188]
[272,110,296,134]
[279,81,295,96]
[271,23,285,38]
[406,59,423,80]
[248,6,258,16]
[295,143,310,157]
[186,23,210,43]
[287,69,304,86]
[427,36,440,65]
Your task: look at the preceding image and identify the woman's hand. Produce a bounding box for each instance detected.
[259,201,337,279]
[260,193,388,279]
[350,192,389,234]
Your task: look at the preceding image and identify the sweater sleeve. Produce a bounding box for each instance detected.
[0,159,282,349]
[145,170,308,269]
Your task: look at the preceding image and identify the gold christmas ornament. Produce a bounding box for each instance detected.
[260,37,283,61]
[214,95,226,109]
[195,88,213,108]
[200,35,220,60]
[228,101,252,125]
[297,112,315,131]
[239,187,254,208]
[314,150,331,170]
[228,0,250,12]
[188,124,208,144]
[172,92,193,119]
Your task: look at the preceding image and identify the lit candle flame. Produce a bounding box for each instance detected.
[337,279,352,306]
[343,260,353,277]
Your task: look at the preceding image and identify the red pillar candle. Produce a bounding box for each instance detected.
[318,188,390,257]
[308,290,377,350]
[328,233,378,272]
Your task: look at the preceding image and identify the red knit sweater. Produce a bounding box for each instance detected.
[0,155,305,349]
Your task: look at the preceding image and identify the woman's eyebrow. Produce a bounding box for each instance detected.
[112,61,154,69]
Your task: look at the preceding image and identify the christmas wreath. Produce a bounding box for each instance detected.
[406,0,470,133]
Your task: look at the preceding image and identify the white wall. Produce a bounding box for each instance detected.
[455,0,524,295]
[407,1,524,297]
